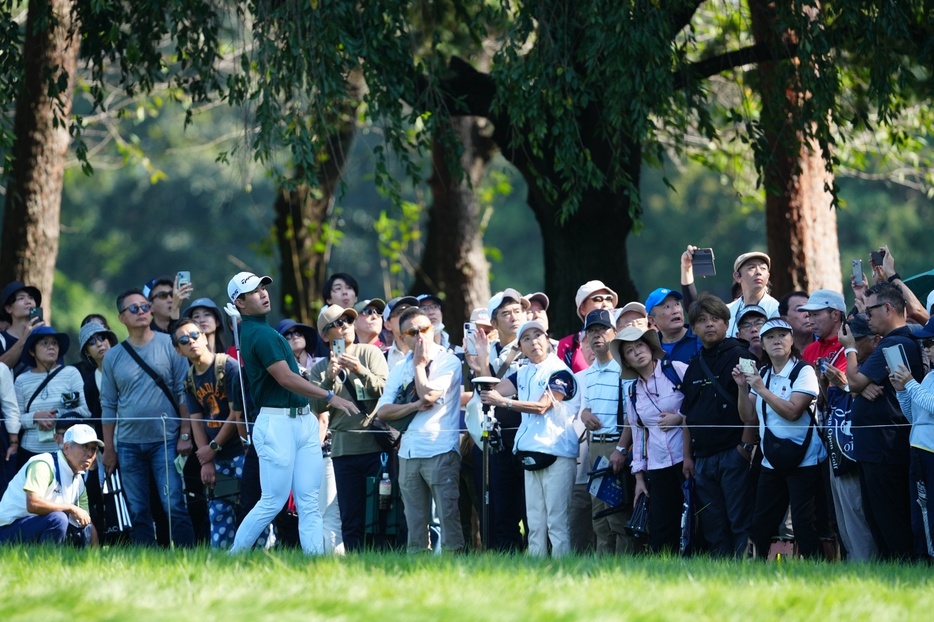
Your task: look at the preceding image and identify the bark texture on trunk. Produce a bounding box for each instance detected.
[274,72,364,323]
[411,116,496,345]
[750,0,842,297]
[1,0,80,320]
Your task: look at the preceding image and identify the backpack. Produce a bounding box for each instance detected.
[628,358,683,415]
[185,353,229,397]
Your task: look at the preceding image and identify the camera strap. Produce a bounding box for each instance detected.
[26,366,65,413]
[121,342,180,417]
[51,452,80,505]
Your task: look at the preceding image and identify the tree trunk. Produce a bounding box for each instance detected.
[0,0,80,320]
[274,72,364,323]
[524,171,640,338]
[411,116,496,345]
[750,0,842,296]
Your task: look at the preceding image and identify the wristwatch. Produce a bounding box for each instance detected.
[180,433,191,442]
[741,442,757,453]
[209,440,222,452]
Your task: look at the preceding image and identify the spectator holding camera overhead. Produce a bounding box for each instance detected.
[681,246,779,338]
[868,246,930,326]
[8,327,90,469]
[839,282,924,560]
[143,274,193,334]
[0,280,46,369]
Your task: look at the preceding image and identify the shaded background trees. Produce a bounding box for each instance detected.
[1,1,933,339]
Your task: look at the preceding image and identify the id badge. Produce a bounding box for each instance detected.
[353,378,368,402]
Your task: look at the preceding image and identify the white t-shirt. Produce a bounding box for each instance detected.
[751,359,825,469]
[727,294,780,337]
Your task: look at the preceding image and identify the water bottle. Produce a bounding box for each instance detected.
[378,472,392,509]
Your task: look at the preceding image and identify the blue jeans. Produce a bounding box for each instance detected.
[694,446,752,557]
[118,440,194,547]
[0,512,70,544]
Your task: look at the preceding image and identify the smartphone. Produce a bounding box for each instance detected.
[882,344,908,374]
[29,307,43,322]
[332,338,346,357]
[464,322,477,355]
[177,271,191,287]
[692,248,716,277]
[870,250,885,267]
[739,357,757,374]
[852,259,863,285]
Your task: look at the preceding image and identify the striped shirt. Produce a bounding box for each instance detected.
[583,357,625,435]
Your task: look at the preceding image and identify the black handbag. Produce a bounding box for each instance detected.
[626,493,650,539]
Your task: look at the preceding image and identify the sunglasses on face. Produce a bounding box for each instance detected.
[361,308,381,316]
[403,325,432,337]
[324,318,349,332]
[150,291,173,301]
[589,295,613,304]
[283,331,303,340]
[121,303,152,315]
[864,302,888,317]
[176,330,202,346]
[86,334,109,346]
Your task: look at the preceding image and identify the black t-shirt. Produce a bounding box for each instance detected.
[851,326,924,465]
[681,337,748,457]
[185,357,245,461]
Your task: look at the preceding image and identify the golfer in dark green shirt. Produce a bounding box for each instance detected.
[226,272,358,554]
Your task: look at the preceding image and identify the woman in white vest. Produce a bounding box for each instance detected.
[480,320,579,556]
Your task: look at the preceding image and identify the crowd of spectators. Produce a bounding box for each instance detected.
[0,246,932,562]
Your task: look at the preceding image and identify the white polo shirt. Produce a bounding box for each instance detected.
[376,344,462,459]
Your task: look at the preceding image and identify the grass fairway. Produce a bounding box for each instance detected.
[1,547,931,621]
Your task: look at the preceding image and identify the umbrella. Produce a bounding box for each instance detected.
[903,268,934,302]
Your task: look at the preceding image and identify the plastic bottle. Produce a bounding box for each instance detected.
[378,472,392,509]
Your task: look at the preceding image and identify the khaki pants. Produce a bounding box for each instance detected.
[589,441,634,554]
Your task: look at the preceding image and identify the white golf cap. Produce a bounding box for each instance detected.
[796,289,846,313]
[487,288,530,317]
[63,424,104,448]
[227,272,272,303]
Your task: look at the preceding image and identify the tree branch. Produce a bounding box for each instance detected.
[674,42,798,90]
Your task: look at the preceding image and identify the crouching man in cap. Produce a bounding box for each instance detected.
[0,424,102,546]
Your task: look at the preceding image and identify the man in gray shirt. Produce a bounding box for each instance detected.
[100,288,194,546]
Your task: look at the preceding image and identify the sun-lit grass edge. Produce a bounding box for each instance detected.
[0,546,931,621]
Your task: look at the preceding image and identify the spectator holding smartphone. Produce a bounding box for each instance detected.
[0,281,46,369]
[869,246,930,326]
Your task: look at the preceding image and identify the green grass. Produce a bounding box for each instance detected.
[0,547,931,621]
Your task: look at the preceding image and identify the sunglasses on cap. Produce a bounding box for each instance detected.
[402,325,432,337]
[176,330,202,346]
[121,303,152,315]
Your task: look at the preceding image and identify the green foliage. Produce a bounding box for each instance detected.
[2,546,934,621]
